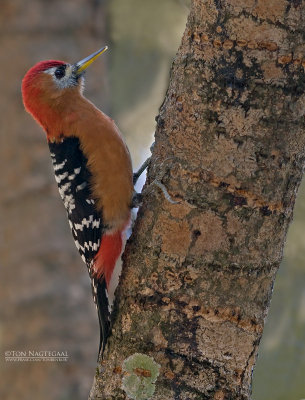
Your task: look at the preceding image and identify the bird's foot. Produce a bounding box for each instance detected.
[131,192,143,208]
[132,142,179,206]
[133,142,155,185]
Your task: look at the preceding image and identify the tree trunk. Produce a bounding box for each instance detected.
[90,0,305,398]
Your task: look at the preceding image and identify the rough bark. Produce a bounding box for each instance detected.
[90,0,305,399]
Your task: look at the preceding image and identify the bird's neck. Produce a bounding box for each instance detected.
[37,91,99,143]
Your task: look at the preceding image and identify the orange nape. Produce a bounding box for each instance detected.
[93,230,124,288]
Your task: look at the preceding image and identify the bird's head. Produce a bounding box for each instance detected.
[22,46,108,136]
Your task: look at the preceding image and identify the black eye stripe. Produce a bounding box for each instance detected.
[55,65,66,79]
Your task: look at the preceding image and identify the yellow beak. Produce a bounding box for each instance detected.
[74,46,108,75]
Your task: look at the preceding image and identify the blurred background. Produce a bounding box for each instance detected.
[0,1,304,399]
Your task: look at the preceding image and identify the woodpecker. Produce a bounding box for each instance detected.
[22,46,134,356]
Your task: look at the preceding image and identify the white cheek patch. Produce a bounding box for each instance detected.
[43,65,79,89]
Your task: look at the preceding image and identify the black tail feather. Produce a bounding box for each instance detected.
[90,276,111,360]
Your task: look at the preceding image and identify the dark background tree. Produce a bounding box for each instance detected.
[0,1,304,400]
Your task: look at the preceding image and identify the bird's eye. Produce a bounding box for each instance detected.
[54,66,66,79]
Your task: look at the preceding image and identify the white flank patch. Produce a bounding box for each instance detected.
[76,182,87,191]
[86,199,95,205]
[107,229,128,312]
[59,182,71,196]
[74,215,100,231]
[92,219,100,228]
[55,171,68,183]
[53,160,67,171]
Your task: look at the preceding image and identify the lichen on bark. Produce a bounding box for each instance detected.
[90,1,305,399]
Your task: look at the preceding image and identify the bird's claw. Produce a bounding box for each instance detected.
[133,142,155,185]
[131,192,143,208]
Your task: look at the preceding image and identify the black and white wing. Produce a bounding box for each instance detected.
[49,137,102,264]
[49,136,110,355]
